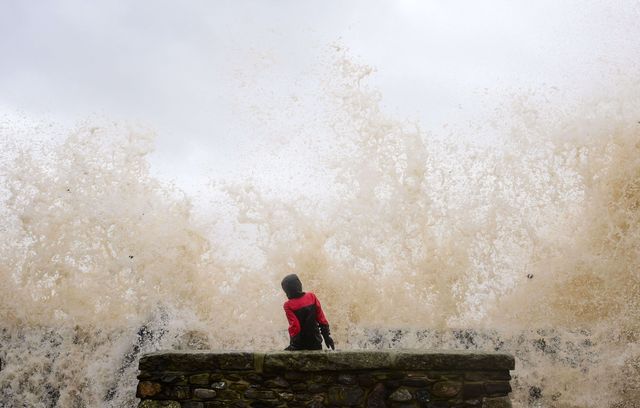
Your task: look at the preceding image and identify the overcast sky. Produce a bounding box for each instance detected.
[1,0,638,190]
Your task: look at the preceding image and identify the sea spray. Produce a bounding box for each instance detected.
[1,54,639,407]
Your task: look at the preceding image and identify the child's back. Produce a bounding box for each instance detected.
[281,274,335,351]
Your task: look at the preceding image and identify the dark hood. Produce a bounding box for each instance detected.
[281,274,304,299]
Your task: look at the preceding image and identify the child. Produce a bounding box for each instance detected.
[281,274,335,351]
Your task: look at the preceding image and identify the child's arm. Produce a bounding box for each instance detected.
[284,302,301,350]
[314,294,335,350]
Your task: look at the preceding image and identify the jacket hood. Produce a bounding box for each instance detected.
[281,274,304,299]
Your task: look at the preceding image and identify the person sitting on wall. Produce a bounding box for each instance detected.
[281,274,335,351]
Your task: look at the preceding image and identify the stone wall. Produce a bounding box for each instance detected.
[136,350,514,408]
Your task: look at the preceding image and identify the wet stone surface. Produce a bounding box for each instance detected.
[482,396,512,408]
[137,350,514,407]
[328,385,365,406]
[431,381,462,398]
[388,387,413,402]
[194,388,217,399]
[190,374,211,385]
[366,383,387,408]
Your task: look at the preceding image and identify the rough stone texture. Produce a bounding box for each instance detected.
[394,351,514,371]
[190,374,211,385]
[139,352,254,372]
[262,350,515,372]
[482,396,512,408]
[366,383,387,408]
[401,375,430,388]
[414,388,430,405]
[339,374,358,385]
[264,377,289,388]
[137,381,162,398]
[328,385,365,406]
[183,402,204,408]
[465,371,511,382]
[484,381,512,396]
[431,381,462,398]
[463,383,486,399]
[388,387,412,402]
[265,351,395,372]
[211,381,226,390]
[137,350,514,408]
[194,388,218,399]
[244,389,277,400]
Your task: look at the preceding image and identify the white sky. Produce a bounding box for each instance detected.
[1,0,638,191]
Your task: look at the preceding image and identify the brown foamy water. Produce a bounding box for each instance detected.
[1,51,639,407]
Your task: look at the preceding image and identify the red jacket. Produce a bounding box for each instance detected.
[283,292,329,350]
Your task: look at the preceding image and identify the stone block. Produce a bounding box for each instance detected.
[139,351,254,372]
[246,402,279,408]
[189,374,210,385]
[327,385,365,406]
[244,388,277,400]
[484,382,511,396]
[389,387,413,402]
[482,396,512,408]
[137,381,162,398]
[293,393,312,402]
[376,372,404,380]
[229,383,249,392]
[462,383,485,399]
[279,392,295,401]
[193,389,217,400]
[401,377,430,388]
[218,354,254,370]
[366,383,387,408]
[216,390,240,400]
[264,377,289,388]
[424,402,448,408]
[310,374,334,383]
[391,403,417,408]
[431,382,462,398]
[395,351,514,371]
[358,374,376,387]
[283,371,306,381]
[140,350,515,373]
[464,371,511,382]
[182,402,204,408]
[246,373,263,383]
[161,373,187,384]
[211,381,226,390]
[264,351,393,372]
[308,383,326,393]
[338,374,358,385]
[308,400,324,408]
[291,383,307,391]
[414,389,430,406]
[165,386,190,400]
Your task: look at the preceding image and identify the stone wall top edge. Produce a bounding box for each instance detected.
[139,349,515,372]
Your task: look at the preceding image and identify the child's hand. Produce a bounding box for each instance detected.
[323,334,335,350]
[320,324,335,350]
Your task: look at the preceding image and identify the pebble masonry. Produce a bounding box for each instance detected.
[136,350,515,408]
